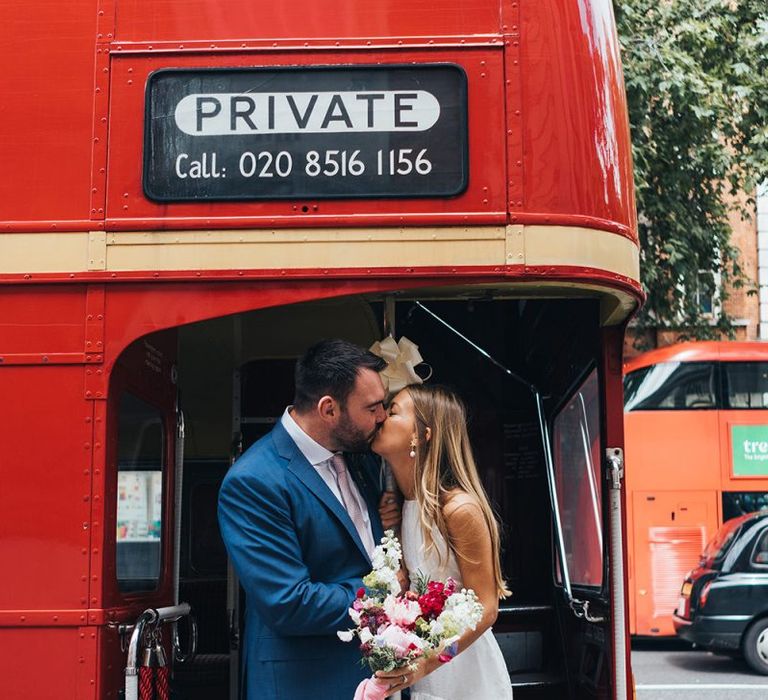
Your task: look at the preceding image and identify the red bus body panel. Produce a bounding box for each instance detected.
[2,0,636,237]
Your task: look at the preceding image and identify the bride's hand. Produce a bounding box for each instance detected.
[375,654,439,697]
[378,491,401,530]
[396,566,409,595]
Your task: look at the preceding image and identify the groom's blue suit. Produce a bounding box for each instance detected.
[218,420,384,699]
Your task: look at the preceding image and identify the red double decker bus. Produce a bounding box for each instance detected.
[0,0,639,698]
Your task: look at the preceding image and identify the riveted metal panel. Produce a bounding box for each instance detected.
[106,47,507,229]
[0,366,93,610]
[112,0,502,43]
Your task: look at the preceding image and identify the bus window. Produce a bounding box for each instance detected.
[723,492,768,520]
[116,393,165,593]
[723,362,768,409]
[624,361,718,411]
[552,368,603,588]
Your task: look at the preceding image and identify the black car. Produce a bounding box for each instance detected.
[674,510,768,674]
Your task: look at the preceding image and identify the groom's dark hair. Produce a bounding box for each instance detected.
[293,339,386,413]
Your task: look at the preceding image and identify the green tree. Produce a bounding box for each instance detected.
[615,0,768,343]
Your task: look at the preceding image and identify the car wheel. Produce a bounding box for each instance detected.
[743,618,768,675]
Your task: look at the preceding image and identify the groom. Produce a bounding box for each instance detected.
[218,339,400,699]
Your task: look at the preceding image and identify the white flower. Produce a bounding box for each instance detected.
[429,589,483,639]
[363,534,403,595]
[348,607,362,625]
[371,530,402,572]
[337,629,355,642]
[363,566,401,595]
[360,627,374,644]
[371,550,386,570]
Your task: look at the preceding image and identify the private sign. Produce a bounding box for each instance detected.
[143,65,468,202]
[175,91,441,135]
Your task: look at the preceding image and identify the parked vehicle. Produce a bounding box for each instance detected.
[674,510,768,673]
[624,341,768,636]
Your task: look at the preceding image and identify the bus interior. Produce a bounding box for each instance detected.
[113,292,610,700]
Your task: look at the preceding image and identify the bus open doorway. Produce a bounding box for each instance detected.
[120,292,619,699]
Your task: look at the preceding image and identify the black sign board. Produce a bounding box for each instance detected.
[143,65,468,202]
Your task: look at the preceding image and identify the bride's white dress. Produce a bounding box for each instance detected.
[401,500,514,700]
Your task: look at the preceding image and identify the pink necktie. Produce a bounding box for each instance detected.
[331,454,374,556]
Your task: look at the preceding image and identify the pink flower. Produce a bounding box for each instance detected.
[375,625,426,659]
[383,595,422,628]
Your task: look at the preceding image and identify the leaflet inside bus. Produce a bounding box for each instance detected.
[143,65,468,202]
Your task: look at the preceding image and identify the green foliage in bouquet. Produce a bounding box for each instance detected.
[411,569,431,596]
[360,644,403,673]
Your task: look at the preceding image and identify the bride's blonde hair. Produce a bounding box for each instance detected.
[406,384,510,599]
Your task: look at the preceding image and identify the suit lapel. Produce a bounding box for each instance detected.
[273,422,371,563]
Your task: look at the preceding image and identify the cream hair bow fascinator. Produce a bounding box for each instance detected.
[369,336,431,395]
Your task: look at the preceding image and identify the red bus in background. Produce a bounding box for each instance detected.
[624,342,768,636]
[0,1,639,698]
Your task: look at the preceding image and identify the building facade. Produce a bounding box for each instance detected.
[625,187,767,359]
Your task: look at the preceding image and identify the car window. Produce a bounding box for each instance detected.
[702,514,752,565]
[624,362,718,411]
[751,528,768,568]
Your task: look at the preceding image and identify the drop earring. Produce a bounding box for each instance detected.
[409,440,417,458]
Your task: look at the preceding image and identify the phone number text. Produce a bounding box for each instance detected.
[174,148,434,180]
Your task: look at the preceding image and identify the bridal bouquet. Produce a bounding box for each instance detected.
[338,530,483,700]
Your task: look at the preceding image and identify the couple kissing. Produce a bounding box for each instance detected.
[218,338,513,699]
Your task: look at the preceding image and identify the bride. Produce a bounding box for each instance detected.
[371,384,514,700]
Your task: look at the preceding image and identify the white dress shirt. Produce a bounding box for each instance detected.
[280,407,374,554]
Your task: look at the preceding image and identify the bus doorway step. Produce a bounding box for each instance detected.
[509,672,567,699]
[172,652,229,699]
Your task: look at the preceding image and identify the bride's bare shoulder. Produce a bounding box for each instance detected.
[442,491,488,553]
[442,489,483,520]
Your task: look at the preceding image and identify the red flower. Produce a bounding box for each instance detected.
[427,581,445,596]
[356,587,366,599]
[418,580,451,619]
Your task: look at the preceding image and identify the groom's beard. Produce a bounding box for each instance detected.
[334,413,380,453]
